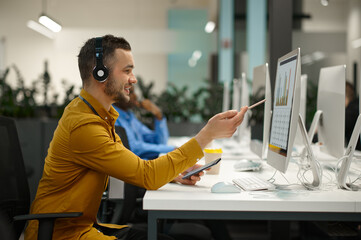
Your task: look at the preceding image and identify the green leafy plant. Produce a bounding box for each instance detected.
[135,77,223,123]
[0,61,76,119]
[0,65,38,118]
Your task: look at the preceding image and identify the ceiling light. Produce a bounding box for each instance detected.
[39,14,62,32]
[205,21,216,33]
[192,50,202,60]
[320,0,329,7]
[27,20,55,39]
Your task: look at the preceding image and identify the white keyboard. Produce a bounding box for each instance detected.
[232,176,276,191]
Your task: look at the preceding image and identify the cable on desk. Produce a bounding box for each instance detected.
[296,153,323,190]
[267,168,305,190]
[267,169,278,183]
[335,155,361,188]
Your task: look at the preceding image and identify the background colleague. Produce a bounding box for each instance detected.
[24,34,248,240]
[113,86,175,160]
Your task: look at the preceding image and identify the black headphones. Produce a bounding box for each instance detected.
[92,37,109,82]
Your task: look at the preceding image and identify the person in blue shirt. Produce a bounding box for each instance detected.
[113,86,175,160]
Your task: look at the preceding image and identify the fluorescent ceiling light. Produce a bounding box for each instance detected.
[192,50,202,60]
[320,0,329,6]
[352,38,361,49]
[188,50,202,67]
[39,14,62,32]
[205,21,216,33]
[27,20,55,39]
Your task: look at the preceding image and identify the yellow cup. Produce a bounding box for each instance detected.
[204,148,222,175]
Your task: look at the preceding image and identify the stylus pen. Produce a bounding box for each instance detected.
[248,99,266,109]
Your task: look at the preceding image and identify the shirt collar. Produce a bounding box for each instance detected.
[79,89,119,125]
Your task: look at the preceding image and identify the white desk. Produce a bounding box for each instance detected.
[143,157,361,239]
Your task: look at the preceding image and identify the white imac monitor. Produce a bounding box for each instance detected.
[249,64,272,159]
[267,48,301,173]
[294,74,307,146]
[308,65,346,159]
[232,78,241,111]
[222,81,230,112]
[239,73,250,139]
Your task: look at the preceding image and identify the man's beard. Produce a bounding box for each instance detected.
[104,76,129,103]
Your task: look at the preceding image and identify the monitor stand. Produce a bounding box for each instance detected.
[298,114,322,189]
[299,110,337,162]
[337,114,361,191]
[298,110,322,160]
[307,110,323,142]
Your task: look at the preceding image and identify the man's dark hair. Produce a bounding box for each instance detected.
[77,34,131,86]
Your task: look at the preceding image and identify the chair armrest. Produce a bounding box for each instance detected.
[14,212,82,240]
[14,212,82,221]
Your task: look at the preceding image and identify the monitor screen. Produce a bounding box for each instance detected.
[249,63,271,159]
[267,48,301,173]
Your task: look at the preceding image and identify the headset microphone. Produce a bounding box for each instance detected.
[92,37,109,82]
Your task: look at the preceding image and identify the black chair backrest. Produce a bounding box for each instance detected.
[0,116,31,239]
[115,126,130,150]
[114,125,146,224]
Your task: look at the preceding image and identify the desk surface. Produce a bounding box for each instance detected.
[144,139,361,214]
[144,137,361,239]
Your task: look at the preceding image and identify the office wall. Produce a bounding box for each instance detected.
[1,0,360,99]
[0,0,211,102]
[347,0,361,91]
[302,0,361,84]
[303,0,348,32]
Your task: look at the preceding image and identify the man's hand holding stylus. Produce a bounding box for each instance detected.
[195,106,248,149]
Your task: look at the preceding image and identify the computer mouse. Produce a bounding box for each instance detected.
[233,159,262,171]
[211,181,241,193]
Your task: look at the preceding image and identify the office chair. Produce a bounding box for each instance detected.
[0,116,82,240]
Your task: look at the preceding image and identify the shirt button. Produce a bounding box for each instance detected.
[105,117,108,120]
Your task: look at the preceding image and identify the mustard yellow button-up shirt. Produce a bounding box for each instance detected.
[25,89,204,240]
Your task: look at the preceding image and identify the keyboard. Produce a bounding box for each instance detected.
[232,176,276,191]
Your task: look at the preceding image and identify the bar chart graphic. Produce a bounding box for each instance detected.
[275,69,292,106]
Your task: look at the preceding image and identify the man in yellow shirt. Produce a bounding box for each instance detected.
[25,35,248,240]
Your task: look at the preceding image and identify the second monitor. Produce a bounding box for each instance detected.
[267,48,301,173]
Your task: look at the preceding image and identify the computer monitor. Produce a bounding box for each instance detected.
[337,113,361,190]
[229,73,251,144]
[249,63,271,159]
[267,48,301,173]
[294,74,308,146]
[232,78,241,111]
[308,65,346,160]
[230,73,249,111]
[222,81,230,112]
[236,73,251,142]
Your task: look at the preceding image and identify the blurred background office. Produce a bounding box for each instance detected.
[1,0,361,239]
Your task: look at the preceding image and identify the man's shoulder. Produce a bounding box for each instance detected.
[61,98,103,131]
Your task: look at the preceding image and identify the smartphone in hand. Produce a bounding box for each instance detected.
[182,158,222,179]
